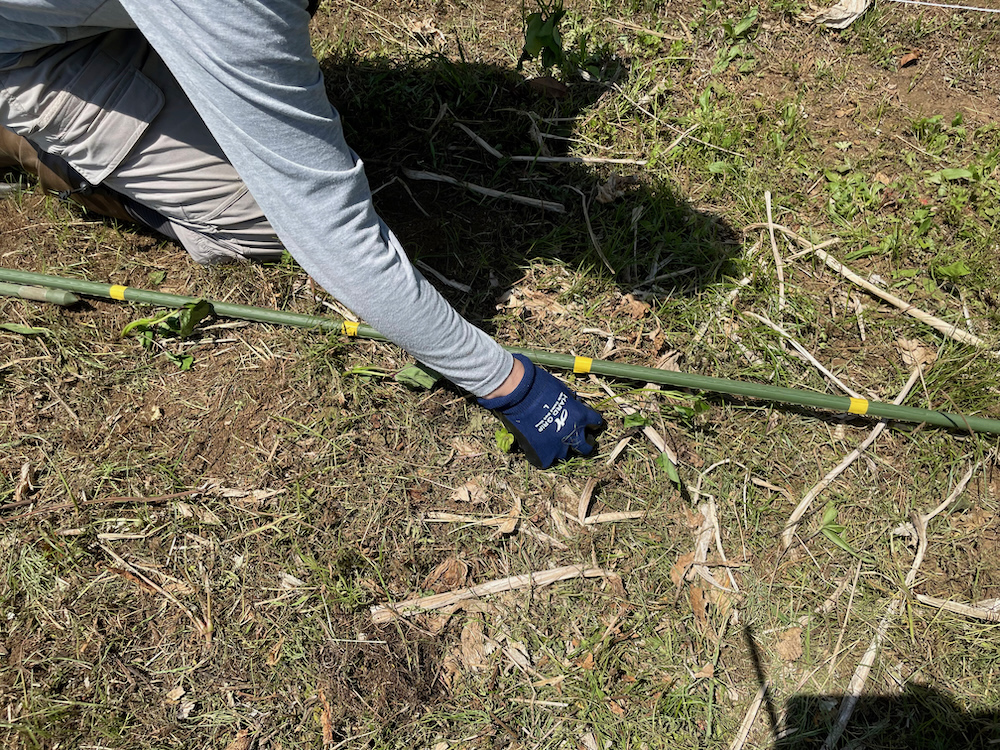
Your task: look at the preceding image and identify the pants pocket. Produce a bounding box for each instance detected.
[0,30,164,186]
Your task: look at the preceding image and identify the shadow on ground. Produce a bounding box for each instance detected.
[774,685,1000,749]
[317,52,741,324]
[745,626,1000,749]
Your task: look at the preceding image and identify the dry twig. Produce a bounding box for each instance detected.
[744,312,864,399]
[370,565,613,624]
[592,376,681,466]
[729,684,767,750]
[814,248,984,347]
[100,543,212,644]
[510,155,647,165]
[821,455,987,748]
[744,221,984,348]
[781,366,921,548]
[0,489,200,524]
[914,594,1000,623]
[402,168,566,214]
[566,185,615,273]
[763,191,786,312]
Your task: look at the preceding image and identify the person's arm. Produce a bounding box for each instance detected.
[117,0,513,396]
[118,0,603,466]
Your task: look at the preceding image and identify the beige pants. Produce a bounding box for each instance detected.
[0,30,284,265]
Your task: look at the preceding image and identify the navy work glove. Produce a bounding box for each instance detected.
[478,354,605,469]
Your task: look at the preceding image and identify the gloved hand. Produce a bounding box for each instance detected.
[478,354,605,468]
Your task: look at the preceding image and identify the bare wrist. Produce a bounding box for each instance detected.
[484,356,525,399]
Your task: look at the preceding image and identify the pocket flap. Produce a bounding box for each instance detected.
[32,49,164,185]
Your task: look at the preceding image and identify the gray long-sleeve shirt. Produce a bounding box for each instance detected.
[0,0,513,396]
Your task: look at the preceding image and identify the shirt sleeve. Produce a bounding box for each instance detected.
[116,0,512,396]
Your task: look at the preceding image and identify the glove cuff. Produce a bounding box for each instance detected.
[476,354,536,412]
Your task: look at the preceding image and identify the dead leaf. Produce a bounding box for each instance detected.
[110,567,158,594]
[655,350,682,371]
[693,662,714,679]
[279,573,307,589]
[441,649,463,689]
[670,551,696,588]
[451,438,485,458]
[416,611,454,635]
[163,581,196,596]
[604,572,627,599]
[528,75,568,99]
[899,50,921,68]
[504,288,570,320]
[799,0,873,29]
[224,729,253,750]
[176,502,223,525]
[318,688,334,746]
[450,476,488,505]
[689,587,708,628]
[13,463,32,505]
[618,293,650,319]
[498,493,522,535]
[460,618,489,671]
[775,627,803,662]
[556,484,581,513]
[177,700,195,720]
[165,686,186,702]
[596,174,639,204]
[897,338,937,370]
[266,635,285,666]
[410,17,445,47]
[503,639,533,671]
[704,588,736,618]
[532,674,567,688]
[607,698,626,716]
[423,557,470,593]
[682,508,705,529]
[575,651,596,670]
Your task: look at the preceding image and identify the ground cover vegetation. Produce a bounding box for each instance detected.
[1,0,999,747]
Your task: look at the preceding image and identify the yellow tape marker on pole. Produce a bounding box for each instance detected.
[341,320,359,337]
[573,356,593,374]
[848,397,869,415]
[109,285,128,301]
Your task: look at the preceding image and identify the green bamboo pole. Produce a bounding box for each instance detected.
[0,267,387,340]
[0,281,78,306]
[2,266,999,435]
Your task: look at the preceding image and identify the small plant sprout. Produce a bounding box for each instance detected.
[519,0,566,70]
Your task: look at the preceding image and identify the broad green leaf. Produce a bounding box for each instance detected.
[935,260,972,279]
[656,452,680,485]
[171,299,214,338]
[624,413,651,429]
[395,363,442,390]
[928,168,974,183]
[731,7,759,38]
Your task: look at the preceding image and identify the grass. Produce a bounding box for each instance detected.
[2,0,1000,749]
